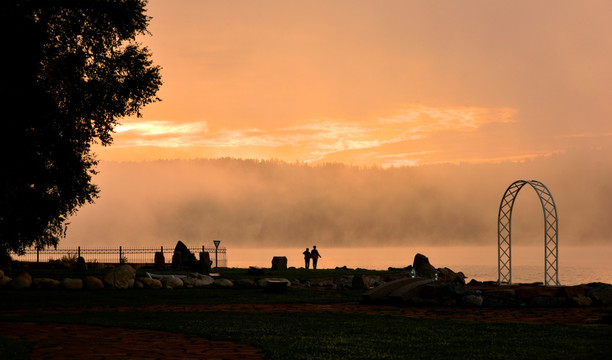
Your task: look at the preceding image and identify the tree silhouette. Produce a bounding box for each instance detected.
[0,0,162,259]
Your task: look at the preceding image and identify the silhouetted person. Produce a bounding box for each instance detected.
[302,248,311,269]
[311,245,321,269]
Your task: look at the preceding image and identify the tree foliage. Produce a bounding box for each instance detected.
[0,0,162,256]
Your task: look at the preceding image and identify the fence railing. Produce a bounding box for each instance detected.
[12,245,227,267]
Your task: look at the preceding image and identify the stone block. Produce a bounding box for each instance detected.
[271,256,288,270]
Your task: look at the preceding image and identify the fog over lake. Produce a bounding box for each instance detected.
[66,148,612,250]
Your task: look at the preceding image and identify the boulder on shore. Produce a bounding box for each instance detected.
[587,285,612,305]
[162,277,183,289]
[271,256,288,270]
[84,276,104,290]
[171,241,197,270]
[63,278,83,290]
[33,278,61,289]
[214,278,234,288]
[104,264,136,289]
[8,277,31,289]
[256,278,291,288]
[16,272,33,283]
[138,277,163,289]
[413,253,436,278]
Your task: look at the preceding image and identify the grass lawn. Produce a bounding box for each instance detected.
[0,336,31,360]
[1,266,612,359]
[6,310,612,360]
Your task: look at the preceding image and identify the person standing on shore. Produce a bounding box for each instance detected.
[302,248,311,269]
[311,245,321,269]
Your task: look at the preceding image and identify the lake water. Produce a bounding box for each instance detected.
[227,246,612,286]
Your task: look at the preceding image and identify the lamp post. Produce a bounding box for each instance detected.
[213,240,221,268]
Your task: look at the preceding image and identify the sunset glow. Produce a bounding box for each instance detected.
[94,0,612,167]
[108,105,518,166]
[63,1,612,274]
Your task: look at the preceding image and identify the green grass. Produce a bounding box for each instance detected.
[0,336,31,360]
[2,266,612,359]
[0,287,363,310]
[7,311,612,360]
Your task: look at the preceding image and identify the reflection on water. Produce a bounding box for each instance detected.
[228,246,612,286]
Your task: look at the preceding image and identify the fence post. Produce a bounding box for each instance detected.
[119,246,123,264]
[36,247,39,264]
[78,246,81,258]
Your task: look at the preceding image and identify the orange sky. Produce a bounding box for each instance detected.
[97,0,612,167]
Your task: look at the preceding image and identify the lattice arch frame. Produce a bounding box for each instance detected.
[498,180,560,286]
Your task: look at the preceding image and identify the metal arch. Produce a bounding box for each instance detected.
[497,180,560,286]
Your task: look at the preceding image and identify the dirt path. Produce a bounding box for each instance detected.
[0,321,263,360]
[1,303,609,359]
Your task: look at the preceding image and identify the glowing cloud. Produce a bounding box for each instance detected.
[113,120,209,148]
[105,105,517,165]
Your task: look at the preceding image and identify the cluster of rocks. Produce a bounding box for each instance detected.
[0,265,293,291]
[363,253,612,307]
[0,268,105,290]
[4,250,612,309]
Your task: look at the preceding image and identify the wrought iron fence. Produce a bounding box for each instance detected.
[12,245,227,267]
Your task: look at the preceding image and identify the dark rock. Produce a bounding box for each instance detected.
[139,277,163,289]
[265,279,288,292]
[587,285,612,305]
[363,277,416,303]
[163,277,183,289]
[413,253,436,278]
[460,294,484,307]
[437,281,468,300]
[563,285,589,299]
[422,283,438,299]
[271,256,287,270]
[570,294,593,307]
[8,277,31,289]
[32,278,61,289]
[515,286,561,300]
[530,296,567,307]
[388,278,432,302]
[171,241,197,270]
[199,252,212,272]
[363,275,382,288]
[154,252,165,270]
[484,289,520,307]
[334,276,352,289]
[257,278,291,288]
[16,272,32,283]
[436,267,466,284]
[62,278,83,290]
[84,276,104,290]
[486,296,522,307]
[103,264,136,289]
[352,274,368,290]
[76,257,87,271]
